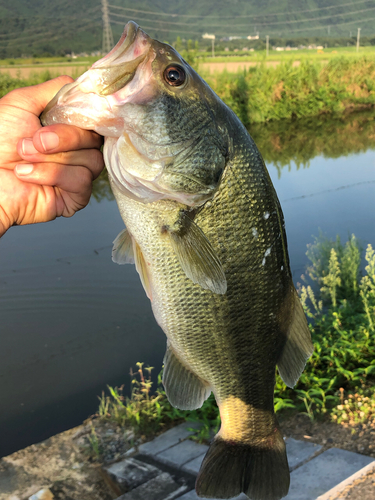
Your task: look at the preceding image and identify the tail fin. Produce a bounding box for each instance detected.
[195,431,289,500]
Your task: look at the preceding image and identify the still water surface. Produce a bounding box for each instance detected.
[0,112,375,457]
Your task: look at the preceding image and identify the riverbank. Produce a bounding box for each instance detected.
[202,56,375,124]
[2,55,375,124]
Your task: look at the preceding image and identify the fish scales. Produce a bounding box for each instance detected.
[41,21,313,500]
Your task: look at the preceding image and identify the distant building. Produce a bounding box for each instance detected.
[202,33,215,39]
[247,35,259,40]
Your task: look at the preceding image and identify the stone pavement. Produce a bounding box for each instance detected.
[101,422,375,500]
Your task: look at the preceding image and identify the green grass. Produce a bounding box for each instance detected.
[96,233,375,443]
[3,53,375,124]
[202,45,375,64]
[203,56,375,124]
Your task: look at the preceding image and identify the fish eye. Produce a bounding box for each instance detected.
[164,65,186,87]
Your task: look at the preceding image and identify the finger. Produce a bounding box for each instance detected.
[32,124,104,154]
[1,76,74,117]
[14,162,94,196]
[17,141,104,179]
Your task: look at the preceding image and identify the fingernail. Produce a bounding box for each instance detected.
[22,139,38,155]
[40,131,59,151]
[16,164,34,175]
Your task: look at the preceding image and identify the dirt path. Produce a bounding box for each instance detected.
[0,65,89,78]
[200,60,301,73]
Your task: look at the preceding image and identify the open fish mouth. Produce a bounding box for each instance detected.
[40,21,153,131]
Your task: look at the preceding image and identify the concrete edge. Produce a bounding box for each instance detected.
[316,459,375,500]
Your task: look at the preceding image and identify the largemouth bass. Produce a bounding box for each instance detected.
[41,22,313,500]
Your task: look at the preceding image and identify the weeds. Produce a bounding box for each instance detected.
[202,56,375,124]
[290,233,375,418]
[97,362,220,443]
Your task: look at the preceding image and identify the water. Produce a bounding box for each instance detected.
[1,111,375,457]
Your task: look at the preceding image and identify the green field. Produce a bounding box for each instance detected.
[1,43,375,71]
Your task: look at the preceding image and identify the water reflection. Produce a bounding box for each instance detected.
[0,111,374,458]
[250,109,375,175]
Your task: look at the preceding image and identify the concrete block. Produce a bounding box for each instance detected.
[157,440,209,469]
[177,490,248,500]
[284,447,374,500]
[182,452,206,475]
[286,438,322,471]
[316,460,375,500]
[116,472,188,500]
[103,458,161,492]
[138,422,200,456]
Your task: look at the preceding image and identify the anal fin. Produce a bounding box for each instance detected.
[162,343,211,410]
[277,289,314,388]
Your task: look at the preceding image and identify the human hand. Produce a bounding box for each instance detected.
[0,76,104,237]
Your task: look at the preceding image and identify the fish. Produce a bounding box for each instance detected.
[41,21,313,500]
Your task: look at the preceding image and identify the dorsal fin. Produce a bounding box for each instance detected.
[277,289,314,388]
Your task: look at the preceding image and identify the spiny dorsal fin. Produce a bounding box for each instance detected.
[133,240,152,301]
[163,343,211,410]
[277,289,314,388]
[112,228,135,265]
[168,213,227,295]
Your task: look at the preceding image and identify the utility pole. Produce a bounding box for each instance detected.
[102,0,114,54]
[357,27,361,52]
[212,36,215,57]
[327,25,330,35]
[266,35,269,57]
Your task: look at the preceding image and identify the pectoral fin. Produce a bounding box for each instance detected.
[112,228,135,264]
[277,289,314,387]
[134,240,152,300]
[112,229,152,300]
[163,343,211,410]
[168,213,227,295]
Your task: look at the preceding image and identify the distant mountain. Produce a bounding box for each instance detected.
[0,0,374,58]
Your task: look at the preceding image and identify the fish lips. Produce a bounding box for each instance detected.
[40,21,152,127]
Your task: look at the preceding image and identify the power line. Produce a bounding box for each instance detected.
[110,14,375,37]
[109,19,203,35]
[267,14,375,34]
[108,5,375,28]
[0,23,102,48]
[0,21,101,42]
[109,11,201,26]
[107,0,375,19]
